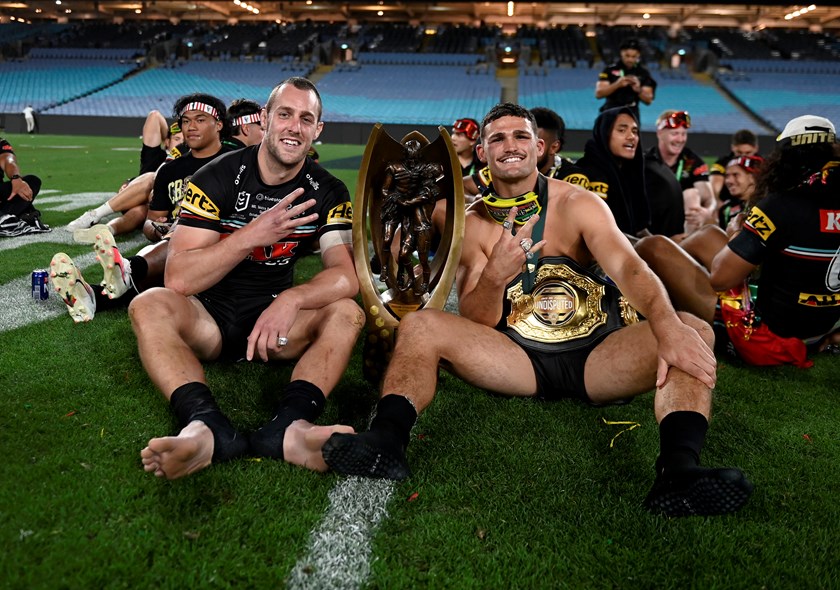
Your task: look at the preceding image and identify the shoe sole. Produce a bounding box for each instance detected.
[322,433,411,481]
[645,469,753,517]
[50,253,95,323]
[82,226,131,299]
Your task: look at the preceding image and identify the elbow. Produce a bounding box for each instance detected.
[163,269,191,296]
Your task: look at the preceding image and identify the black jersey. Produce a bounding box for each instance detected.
[598,62,657,112]
[647,145,709,192]
[178,146,353,299]
[728,169,840,340]
[149,143,237,220]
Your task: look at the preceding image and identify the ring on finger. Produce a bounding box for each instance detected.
[502,220,513,230]
[277,336,288,347]
[519,238,533,252]
[525,251,534,261]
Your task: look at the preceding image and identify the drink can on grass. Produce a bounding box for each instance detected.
[31,269,49,301]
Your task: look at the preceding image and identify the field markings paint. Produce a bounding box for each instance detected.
[0,233,146,333]
[34,192,115,213]
[288,477,395,590]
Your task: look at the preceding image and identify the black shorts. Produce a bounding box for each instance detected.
[516,337,599,402]
[194,291,276,361]
[139,144,166,175]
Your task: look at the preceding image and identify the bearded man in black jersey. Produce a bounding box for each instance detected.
[129,78,362,480]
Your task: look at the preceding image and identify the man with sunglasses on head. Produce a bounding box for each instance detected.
[323,102,753,518]
[648,110,715,235]
[451,117,482,178]
[227,98,265,149]
[596,38,657,126]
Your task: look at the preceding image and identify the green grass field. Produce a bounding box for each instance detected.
[1,133,838,589]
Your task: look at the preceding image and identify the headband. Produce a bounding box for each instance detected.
[726,155,764,175]
[231,113,261,127]
[179,101,219,120]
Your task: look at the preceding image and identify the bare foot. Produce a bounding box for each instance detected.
[283,420,355,472]
[140,420,215,480]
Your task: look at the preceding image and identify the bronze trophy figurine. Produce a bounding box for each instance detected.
[353,124,465,382]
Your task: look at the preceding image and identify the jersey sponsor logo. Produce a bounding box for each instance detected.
[588,181,609,199]
[798,292,840,307]
[306,173,320,192]
[693,163,709,176]
[326,201,353,224]
[248,242,297,265]
[562,173,589,187]
[181,183,220,221]
[235,191,251,212]
[745,206,775,240]
[234,164,246,186]
[819,210,840,233]
[477,167,492,188]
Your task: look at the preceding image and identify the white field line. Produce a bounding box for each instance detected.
[288,477,395,590]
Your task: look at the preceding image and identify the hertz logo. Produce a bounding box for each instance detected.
[588,181,609,199]
[789,131,836,146]
[563,173,589,187]
[181,183,220,221]
[326,201,353,224]
[745,205,775,240]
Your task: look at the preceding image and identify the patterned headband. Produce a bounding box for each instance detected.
[231,113,261,127]
[180,101,219,119]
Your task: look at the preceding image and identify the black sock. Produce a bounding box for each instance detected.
[655,411,709,475]
[128,255,148,283]
[170,382,247,463]
[250,380,326,460]
[369,394,417,449]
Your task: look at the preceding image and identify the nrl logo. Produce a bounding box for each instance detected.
[235,191,251,212]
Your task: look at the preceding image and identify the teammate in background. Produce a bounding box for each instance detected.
[573,106,652,239]
[0,136,49,236]
[65,111,185,236]
[139,110,185,176]
[323,102,753,518]
[709,129,760,221]
[595,38,657,125]
[51,95,259,323]
[226,99,265,149]
[130,77,362,480]
[647,110,715,235]
[451,117,482,179]
[636,115,840,365]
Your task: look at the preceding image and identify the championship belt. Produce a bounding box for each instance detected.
[504,257,639,353]
[353,124,465,382]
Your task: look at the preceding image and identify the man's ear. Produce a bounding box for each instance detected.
[476,143,486,163]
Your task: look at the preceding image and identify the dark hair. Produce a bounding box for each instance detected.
[754,142,839,201]
[619,38,641,51]
[731,129,758,147]
[266,76,323,121]
[172,93,229,138]
[480,102,537,140]
[530,106,566,150]
[227,98,262,136]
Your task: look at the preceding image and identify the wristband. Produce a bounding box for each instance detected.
[10,174,21,180]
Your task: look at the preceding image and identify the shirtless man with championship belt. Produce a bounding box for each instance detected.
[323,103,753,517]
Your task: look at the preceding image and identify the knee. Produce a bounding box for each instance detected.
[677,311,715,348]
[323,298,365,335]
[128,287,175,331]
[635,234,672,263]
[398,309,447,340]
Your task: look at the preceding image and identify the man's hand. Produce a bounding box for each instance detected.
[9,177,33,201]
[655,321,717,390]
[246,291,300,362]
[484,206,547,285]
[244,187,317,248]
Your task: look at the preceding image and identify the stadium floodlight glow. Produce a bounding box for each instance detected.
[55,0,60,4]
[507,1,514,17]
[234,0,240,4]
[376,10,383,16]
[135,8,141,13]
[643,13,650,19]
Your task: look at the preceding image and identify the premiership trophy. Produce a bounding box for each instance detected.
[353,124,465,382]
